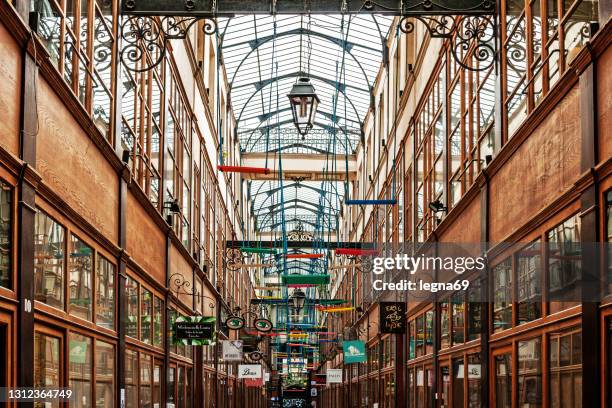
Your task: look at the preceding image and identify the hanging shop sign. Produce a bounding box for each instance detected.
[245,377,264,387]
[238,364,262,379]
[326,369,343,384]
[173,316,216,345]
[342,340,367,364]
[380,302,406,334]
[222,340,243,361]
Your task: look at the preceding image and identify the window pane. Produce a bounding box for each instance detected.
[452,358,464,408]
[34,332,61,408]
[440,300,450,348]
[153,296,163,347]
[140,354,152,407]
[96,256,115,329]
[493,259,512,332]
[425,310,434,355]
[141,288,152,344]
[517,241,542,324]
[69,235,93,320]
[0,180,11,288]
[126,277,139,339]
[548,215,581,311]
[69,332,92,408]
[518,338,542,407]
[452,293,465,344]
[34,211,65,310]
[125,349,138,408]
[95,340,115,408]
[467,281,482,341]
[495,352,512,408]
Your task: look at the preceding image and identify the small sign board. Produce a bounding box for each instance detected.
[173,316,215,345]
[380,302,406,334]
[238,364,262,379]
[342,340,367,364]
[222,340,244,361]
[326,369,343,384]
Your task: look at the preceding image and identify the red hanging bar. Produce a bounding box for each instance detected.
[285,253,324,259]
[335,248,379,256]
[218,165,271,174]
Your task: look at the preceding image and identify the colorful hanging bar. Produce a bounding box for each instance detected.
[218,165,271,174]
[286,284,317,288]
[335,248,378,256]
[240,247,277,254]
[285,253,324,259]
[281,273,330,285]
[317,306,355,313]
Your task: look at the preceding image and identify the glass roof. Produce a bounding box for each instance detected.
[222,14,393,235]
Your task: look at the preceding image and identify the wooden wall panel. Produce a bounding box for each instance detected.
[489,86,581,242]
[439,195,481,243]
[126,193,165,285]
[170,244,193,307]
[36,80,118,239]
[597,45,612,162]
[0,22,21,157]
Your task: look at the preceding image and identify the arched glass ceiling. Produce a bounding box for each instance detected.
[221,14,393,155]
[222,15,392,236]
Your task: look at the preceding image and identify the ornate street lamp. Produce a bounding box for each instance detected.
[290,288,307,312]
[287,77,320,137]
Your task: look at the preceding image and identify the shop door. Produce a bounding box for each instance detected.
[437,363,450,408]
[492,347,513,408]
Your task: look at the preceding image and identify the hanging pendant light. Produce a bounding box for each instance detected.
[287,77,320,137]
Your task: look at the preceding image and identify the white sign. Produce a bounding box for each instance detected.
[264,372,271,382]
[222,340,244,361]
[326,369,343,384]
[238,364,262,379]
[311,388,318,397]
[417,370,424,386]
[456,364,481,379]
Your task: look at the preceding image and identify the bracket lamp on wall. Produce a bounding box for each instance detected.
[163,199,181,225]
[428,199,448,214]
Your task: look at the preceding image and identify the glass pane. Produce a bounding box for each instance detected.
[126,277,139,338]
[517,241,542,324]
[34,210,65,310]
[125,349,138,408]
[96,256,115,329]
[452,358,464,408]
[0,180,11,288]
[69,235,93,320]
[467,354,482,407]
[452,292,465,344]
[34,332,61,408]
[95,340,115,408]
[495,352,512,408]
[140,354,152,407]
[548,214,581,311]
[153,296,163,347]
[441,300,450,348]
[493,259,512,332]
[69,332,92,408]
[518,338,542,407]
[141,288,152,344]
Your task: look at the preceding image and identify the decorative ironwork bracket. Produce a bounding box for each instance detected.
[168,272,216,310]
[399,14,497,71]
[121,15,217,72]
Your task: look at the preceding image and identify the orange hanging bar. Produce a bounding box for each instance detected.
[285,253,324,259]
[335,248,378,256]
[218,165,271,174]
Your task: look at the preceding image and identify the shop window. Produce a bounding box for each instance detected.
[95,340,115,408]
[96,256,115,329]
[408,322,415,360]
[141,288,153,344]
[125,349,138,408]
[140,354,152,407]
[548,215,581,312]
[416,315,424,357]
[0,179,12,288]
[549,329,582,408]
[34,331,61,408]
[69,234,93,321]
[452,292,465,344]
[452,358,464,408]
[440,300,450,348]
[494,352,512,408]
[467,281,482,341]
[493,259,512,332]
[518,337,542,408]
[34,210,65,310]
[153,296,163,347]
[126,277,139,339]
[425,310,434,354]
[69,332,92,407]
[517,241,542,324]
[153,363,162,407]
[467,354,482,407]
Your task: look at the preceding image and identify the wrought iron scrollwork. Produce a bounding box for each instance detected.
[225,247,244,271]
[120,15,217,72]
[168,272,216,310]
[399,14,497,72]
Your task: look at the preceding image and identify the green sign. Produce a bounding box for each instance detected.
[173,316,216,346]
[342,340,366,364]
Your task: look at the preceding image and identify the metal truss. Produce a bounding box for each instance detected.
[120,1,497,72]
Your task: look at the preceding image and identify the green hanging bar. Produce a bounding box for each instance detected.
[240,247,277,254]
[281,274,330,285]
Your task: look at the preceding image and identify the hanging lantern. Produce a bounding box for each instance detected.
[287,77,320,137]
[290,288,307,311]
